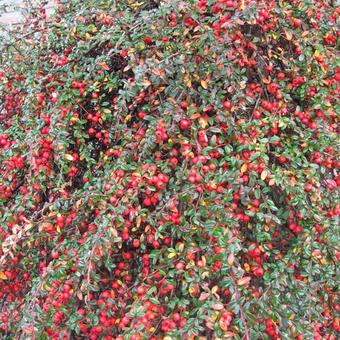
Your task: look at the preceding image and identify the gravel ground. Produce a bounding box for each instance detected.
[0,0,55,25]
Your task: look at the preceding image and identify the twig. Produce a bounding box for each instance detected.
[230,272,251,340]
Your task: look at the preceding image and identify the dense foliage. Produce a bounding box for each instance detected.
[0,0,339,339]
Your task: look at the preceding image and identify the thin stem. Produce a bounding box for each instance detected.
[230,272,251,340]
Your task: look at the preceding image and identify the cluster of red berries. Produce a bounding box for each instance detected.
[265,318,279,339]
[142,171,169,207]
[289,222,303,234]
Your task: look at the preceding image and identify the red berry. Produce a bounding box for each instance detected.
[133,239,140,248]
[179,119,191,130]
[144,36,152,45]
[181,101,189,109]
[253,266,264,277]
[223,100,231,109]
[305,183,313,192]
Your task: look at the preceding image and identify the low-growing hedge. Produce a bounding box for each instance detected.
[0,0,339,339]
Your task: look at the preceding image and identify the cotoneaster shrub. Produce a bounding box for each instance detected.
[0,0,339,339]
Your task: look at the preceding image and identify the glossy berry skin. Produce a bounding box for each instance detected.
[179,119,191,130]
[0,1,338,339]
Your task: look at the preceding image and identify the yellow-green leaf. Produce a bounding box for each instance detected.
[168,252,177,259]
[241,164,248,173]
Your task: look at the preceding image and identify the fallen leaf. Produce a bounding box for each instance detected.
[285,30,293,41]
[227,253,234,266]
[96,61,110,70]
[199,117,208,129]
[206,321,214,329]
[39,222,54,232]
[211,285,218,295]
[261,170,269,180]
[213,303,224,310]
[237,276,251,286]
[201,79,208,89]
[241,164,248,173]
[263,77,271,84]
[189,113,201,120]
[143,79,152,87]
[199,292,210,301]
[110,227,118,238]
[219,318,230,331]
[65,154,74,161]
